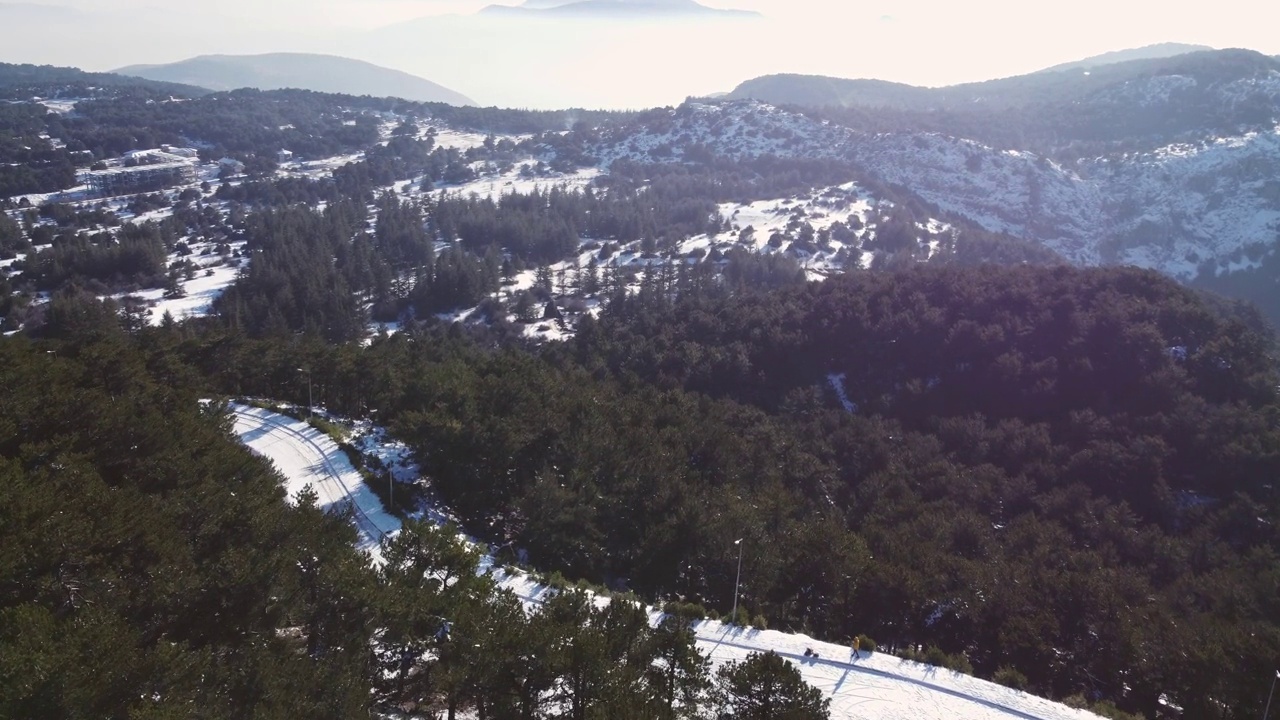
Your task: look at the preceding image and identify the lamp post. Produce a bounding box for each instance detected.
[297,367,312,419]
[731,538,743,626]
[1265,669,1278,720]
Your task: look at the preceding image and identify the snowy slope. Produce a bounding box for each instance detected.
[231,402,1104,720]
[589,99,1280,280]
[592,100,856,167]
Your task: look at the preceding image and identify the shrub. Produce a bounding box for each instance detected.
[923,646,972,675]
[899,646,973,675]
[306,415,348,444]
[751,614,768,630]
[856,634,877,653]
[1064,696,1145,720]
[732,606,750,626]
[663,601,708,621]
[707,609,721,622]
[993,666,1028,691]
[1088,700,1145,720]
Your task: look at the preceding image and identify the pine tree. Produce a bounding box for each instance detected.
[648,614,712,720]
[716,652,829,720]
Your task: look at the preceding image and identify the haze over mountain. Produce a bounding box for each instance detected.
[2,0,1277,109]
[725,47,1255,111]
[1034,42,1214,73]
[115,53,475,106]
[480,0,759,18]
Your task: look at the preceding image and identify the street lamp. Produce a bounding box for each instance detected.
[1265,669,1278,720]
[731,538,743,626]
[296,367,312,419]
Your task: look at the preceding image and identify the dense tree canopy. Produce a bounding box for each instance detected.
[166,263,1280,719]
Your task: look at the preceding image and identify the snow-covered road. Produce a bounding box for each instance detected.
[232,404,397,559]
[230,403,1101,720]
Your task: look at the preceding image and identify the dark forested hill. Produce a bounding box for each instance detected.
[171,262,1280,719]
[0,61,208,100]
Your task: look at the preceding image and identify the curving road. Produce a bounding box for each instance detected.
[231,404,398,557]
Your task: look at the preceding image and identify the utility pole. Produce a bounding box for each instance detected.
[731,538,743,626]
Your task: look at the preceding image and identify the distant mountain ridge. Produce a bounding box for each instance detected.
[480,0,759,19]
[1035,42,1215,74]
[728,48,1279,114]
[115,53,476,106]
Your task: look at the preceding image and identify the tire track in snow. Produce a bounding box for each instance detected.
[496,576,1054,720]
[232,406,399,550]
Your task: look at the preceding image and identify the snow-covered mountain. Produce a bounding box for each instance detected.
[587,77,1280,283]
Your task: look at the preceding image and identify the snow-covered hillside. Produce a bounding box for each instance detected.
[848,124,1280,276]
[589,99,1280,281]
[230,402,1105,720]
[592,101,856,167]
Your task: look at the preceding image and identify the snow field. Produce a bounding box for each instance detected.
[109,239,247,325]
[231,403,1104,720]
[432,164,601,201]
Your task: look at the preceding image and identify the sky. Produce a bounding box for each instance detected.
[2,0,1279,108]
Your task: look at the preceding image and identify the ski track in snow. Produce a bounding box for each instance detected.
[230,403,1103,720]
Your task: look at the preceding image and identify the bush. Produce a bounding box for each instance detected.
[1064,696,1145,720]
[856,634,877,653]
[993,666,1028,691]
[899,646,973,675]
[928,646,972,675]
[732,606,750,626]
[751,614,768,630]
[708,609,721,622]
[305,415,349,444]
[663,601,708,621]
[1089,701,1145,720]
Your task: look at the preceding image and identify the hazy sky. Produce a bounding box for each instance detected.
[4,0,1279,108]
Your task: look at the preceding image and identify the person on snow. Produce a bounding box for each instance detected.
[851,636,861,658]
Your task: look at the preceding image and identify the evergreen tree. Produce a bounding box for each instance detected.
[716,652,830,720]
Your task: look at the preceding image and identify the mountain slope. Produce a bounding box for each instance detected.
[115,53,476,106]
[579,94,1280,282]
